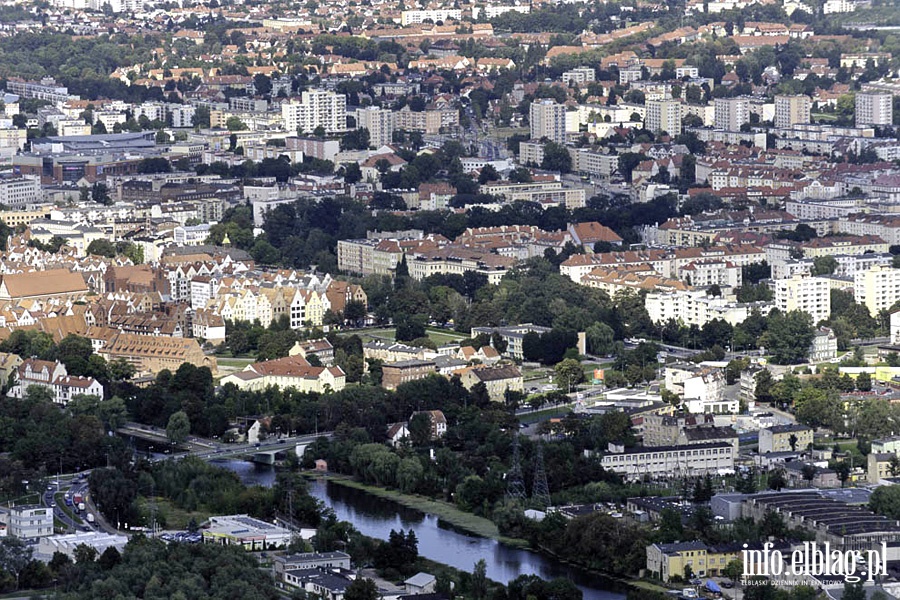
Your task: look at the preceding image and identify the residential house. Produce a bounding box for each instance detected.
[382,360,437,390]
[289,339,336,365]
[664,363,733,413]
[220,355,346,393]
[410,410,448,439]
[387,422,410,447]
[8,358,104,405]
[758,424,813,453]
[457,365,524,401]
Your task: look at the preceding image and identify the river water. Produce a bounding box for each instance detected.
[210,459,625,600]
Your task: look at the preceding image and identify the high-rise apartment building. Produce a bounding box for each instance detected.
[529,100,567,144]
[281,90,347,135]
[855,92,893,127]
[646,99,683,134]
[714,97,750,131]
[854,265,900,316]
[775,274,831,324]
[774,95,811,129]
[356,106,394,149]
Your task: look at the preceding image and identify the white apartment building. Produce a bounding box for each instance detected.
[855,265,900,316]
[596,442,735,481]
[714,97,750,131]
[356,106,394,149]
[8,505,54,539]
[530,100,567,144]
[170,105,196,128]
[281,90,347,135]
[562,67,596,86]
[775,274,831,324]
[0,175,40,209]
[856,92,893,127]
[400,9,462,24]
[665,363,733,413]
[774,95,811,129]
[645,288,774,328]
[680,259,741,288]
[646,99,682,134]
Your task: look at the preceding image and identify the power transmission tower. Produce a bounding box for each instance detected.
[506,435,527,501]
[532,442,551,509]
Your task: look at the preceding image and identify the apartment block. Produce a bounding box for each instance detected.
[562,67,596,86]
[714,97,750,131]
[856,92,893,127]
[774,94,811,129]
[530,99,567,144]
[8,505,54,539]
[646,99,682,134]
[281,90,347,135]
[400,8,461,24]
[854,265,900,316]
[774,274,831,323]
[355,106,394,149]
[0,175,41,209]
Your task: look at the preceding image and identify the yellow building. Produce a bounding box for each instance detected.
[759,424,813,453]
[774,274,831,324]
[647,542,750,582]
[854,265,900,316]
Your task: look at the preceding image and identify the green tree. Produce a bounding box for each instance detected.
[811,256,838,276]
[166,410,190,444]
[856,371,872,392]
[472,559,488,600]
[408,412,432,447]
[723,559,743,582]
[0,537,32,590]
[870,485,900,519]
[345,577,379,600]
[541,141,572,173]
[761,310,815,364]
[586,322,615,356]
[554,358,584,392]
[844,582,866,600]
[225,116,248,131]
[396,458,423,494]
[794,387,842,432]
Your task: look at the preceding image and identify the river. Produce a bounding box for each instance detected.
[210,459,626,600]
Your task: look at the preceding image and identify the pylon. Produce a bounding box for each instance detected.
[532,442,551,508]
[506,435,526,501]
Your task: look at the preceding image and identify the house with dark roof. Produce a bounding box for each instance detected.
[456,364,524,401]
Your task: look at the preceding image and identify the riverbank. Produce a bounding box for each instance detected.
[306,471,671,596]
[305,471,529,547]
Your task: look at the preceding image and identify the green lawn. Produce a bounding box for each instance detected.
[216,357,255,368]
[138,497,209,530]
[424,327,466,345]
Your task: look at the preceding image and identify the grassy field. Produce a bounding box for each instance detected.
[424,327,467,345]
[356,327,467,346]
[138,497,209,531]
[309,473,528,547]
[216,357,256,368]
[519,405,573,424]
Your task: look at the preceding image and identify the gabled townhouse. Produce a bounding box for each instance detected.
[9,358,104,405]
